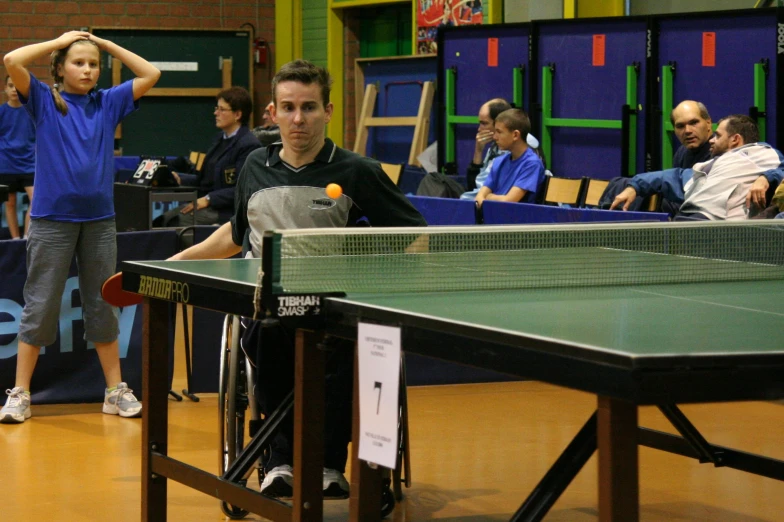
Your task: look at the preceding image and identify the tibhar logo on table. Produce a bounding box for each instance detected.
[277,295,321,316]
[137,275,190,303]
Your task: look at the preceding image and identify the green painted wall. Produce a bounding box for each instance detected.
[302,0,328,67]
[359,4,412,58]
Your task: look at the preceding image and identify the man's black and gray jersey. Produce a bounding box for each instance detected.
[231,138,426,256]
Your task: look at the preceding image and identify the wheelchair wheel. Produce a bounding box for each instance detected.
[218,316,251,519]
[218,315,232,475]
[221,489,249,520]
[227,315,247,465]
[380,484,396,518]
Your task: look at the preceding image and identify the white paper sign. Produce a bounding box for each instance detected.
[416,140,438,173]
[357,323,401,469]
[149,61,199,72]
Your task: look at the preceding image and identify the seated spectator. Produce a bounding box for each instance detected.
[659,100,715,215]
[475,108,545,208]
[460,97,512,200]
[155,87,260,227]
[599,100,714,215]
[462,132,545,201]
[610,115,783,220]
[251,101,281,146]
[671,100,713,169]
[0,75,35,239]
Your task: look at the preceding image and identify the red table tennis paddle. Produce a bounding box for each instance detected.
[101,272,143,307]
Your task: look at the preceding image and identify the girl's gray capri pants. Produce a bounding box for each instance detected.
[18,218,119,347]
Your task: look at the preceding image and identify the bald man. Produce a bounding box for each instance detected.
[671,100,713,169]
[464,98,512,190]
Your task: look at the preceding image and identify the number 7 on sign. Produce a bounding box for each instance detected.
[374,381,382,414]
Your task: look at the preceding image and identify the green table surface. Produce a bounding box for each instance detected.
[336,280,784,359]
[125,258,784,360]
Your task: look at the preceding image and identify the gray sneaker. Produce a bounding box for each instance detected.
[323,468,350,499]
[0,387,31,424]
[260,464,294,499]
[103,382,142,418]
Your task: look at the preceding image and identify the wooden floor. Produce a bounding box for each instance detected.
[4,326,784,521]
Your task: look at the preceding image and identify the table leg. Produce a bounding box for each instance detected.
[142,298,170,522]
[349,342,383,522]
[292,329,325,521]
[597,396,639,522]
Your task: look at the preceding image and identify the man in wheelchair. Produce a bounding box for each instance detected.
[170,59,426,499]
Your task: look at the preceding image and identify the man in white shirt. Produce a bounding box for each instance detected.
[611,115,783,220]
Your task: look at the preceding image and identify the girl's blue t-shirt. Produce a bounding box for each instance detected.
[20,74,137,222]
[0,103,36,175]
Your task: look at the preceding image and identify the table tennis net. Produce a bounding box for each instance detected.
[267,222,784,294]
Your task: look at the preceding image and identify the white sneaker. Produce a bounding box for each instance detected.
[323,468,350,499]
[103,383,142,418]
[0,387,31,424]
[260,464,294,499]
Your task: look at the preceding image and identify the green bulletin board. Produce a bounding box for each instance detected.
[92,28,252,156]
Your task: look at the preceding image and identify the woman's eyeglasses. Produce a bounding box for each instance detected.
[214,106,233,113]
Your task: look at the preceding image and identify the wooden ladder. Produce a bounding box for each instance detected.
[353,81,435,167]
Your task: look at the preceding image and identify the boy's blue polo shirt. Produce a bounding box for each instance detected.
[484,147,545,203]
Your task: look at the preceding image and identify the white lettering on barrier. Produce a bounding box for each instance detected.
[0,276,138,360]
[779,24,784,54]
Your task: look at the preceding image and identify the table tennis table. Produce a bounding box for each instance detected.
[0,184,8,203]
[122,221,784,522]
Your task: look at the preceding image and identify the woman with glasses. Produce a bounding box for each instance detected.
[155,86,261,227]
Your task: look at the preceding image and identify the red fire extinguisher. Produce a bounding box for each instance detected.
[254,38,268,67]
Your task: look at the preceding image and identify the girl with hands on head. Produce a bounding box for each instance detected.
[1,32,160,424]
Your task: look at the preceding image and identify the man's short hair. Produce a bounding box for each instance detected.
[272,60,333,107]
[494,108,531,140]
[217,87,253,126]
[718,114,759,144]
[670,101,711,124]
[487,98,512,121]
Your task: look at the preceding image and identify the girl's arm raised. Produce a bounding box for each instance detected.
[89,36,161,100]
[3,31,92,98]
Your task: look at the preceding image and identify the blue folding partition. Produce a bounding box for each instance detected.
[655,9,782,169]
[535,17,650,180]
[482,201,668,225]
[437,23,531,176]
[407,195,476,225]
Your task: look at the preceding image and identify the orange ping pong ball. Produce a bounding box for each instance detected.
[325,183,342,199]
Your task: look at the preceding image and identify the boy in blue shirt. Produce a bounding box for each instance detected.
[475,108,545,208]
[0,75,35,238]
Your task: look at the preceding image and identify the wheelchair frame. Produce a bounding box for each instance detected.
[216,314,412,519]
